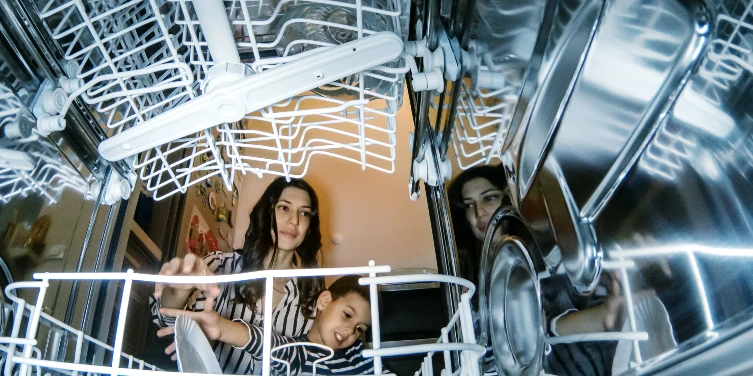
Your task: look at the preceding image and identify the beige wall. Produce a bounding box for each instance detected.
[231,102,437,274]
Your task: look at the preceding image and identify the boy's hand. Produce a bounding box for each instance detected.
[603,275,623,331]
[157,296,224,360]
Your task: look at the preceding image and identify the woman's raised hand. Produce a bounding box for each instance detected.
[154,253,221,308]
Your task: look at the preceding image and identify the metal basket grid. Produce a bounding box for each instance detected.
[449,74,518,171]
[35,0,408,200]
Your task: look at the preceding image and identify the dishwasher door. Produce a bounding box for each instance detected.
[0,5,137,358]
[412,0,753,374]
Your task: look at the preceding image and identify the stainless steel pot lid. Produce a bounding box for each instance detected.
[488,237,545,376]
[516,0,604,196]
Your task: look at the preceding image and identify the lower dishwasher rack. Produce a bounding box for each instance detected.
[0,263,484,376]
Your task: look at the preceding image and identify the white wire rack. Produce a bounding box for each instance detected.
[449,82,506,170]
[638,120,697,181]
[449,58,521,171]
[0,283,161,376]
[360,274,484,376]
[698,0,753,104]
[0,82,25,136]
[601,245,732,374]
[0,149,37,204]
[217,92,400,181]
[0,263,485,376]
[36,0,409,200]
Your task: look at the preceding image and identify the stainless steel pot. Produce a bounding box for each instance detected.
[503,0,709,292]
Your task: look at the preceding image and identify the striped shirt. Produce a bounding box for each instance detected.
[474,275,616,376]
[471,313,498,375]
[150,251,314,374]
[541,275,616,376]
[237,321,376,375]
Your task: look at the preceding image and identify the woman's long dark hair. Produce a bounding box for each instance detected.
[447,165,508,290]
[237,177,324,318]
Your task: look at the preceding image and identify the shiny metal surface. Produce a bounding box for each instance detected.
[593,0,753,371]
[3,0,130,179]
[432,0,753,373]
[521,158,602,293]
[637,305,753,375]
[500,0,709,293]
[494,0,753,372]
[487,237,544,376]
[573,1,710,221]
[471,0,546,64]
[593,35,753,376]
[425,177,463,367]
[0,47,91,280]
[501,0,589,205]
[478,206,546,376]
[488,237,544,375]
[513,0,709,210]
[516,0,603,197]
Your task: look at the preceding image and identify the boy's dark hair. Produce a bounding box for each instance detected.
[328,275,371,304]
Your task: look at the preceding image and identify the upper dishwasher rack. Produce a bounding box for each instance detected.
[35,0,409,200]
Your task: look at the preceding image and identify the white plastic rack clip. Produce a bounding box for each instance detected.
[0,83,89,204]
[0,263,484,376]
[37,0,411,200]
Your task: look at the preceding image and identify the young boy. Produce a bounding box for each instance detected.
[160,275,379,375]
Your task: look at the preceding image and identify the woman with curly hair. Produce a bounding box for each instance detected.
[150,177,324,374]
[448,165,620,375]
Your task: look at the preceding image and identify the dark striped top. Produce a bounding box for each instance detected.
[237,321,376,375]
[476,275,617,376]
[541,275,617,376]
[150,251,313,374]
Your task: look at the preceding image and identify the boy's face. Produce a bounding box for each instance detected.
[310,291,371,350]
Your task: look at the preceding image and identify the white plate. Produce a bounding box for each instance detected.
[612,295,677,375]
[175,314,223,374]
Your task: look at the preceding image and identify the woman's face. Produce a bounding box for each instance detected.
[462,177,505,243]
[273,187,313,252]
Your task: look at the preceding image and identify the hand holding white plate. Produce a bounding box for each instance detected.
[175,314,223,374]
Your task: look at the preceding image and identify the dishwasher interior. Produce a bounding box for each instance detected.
[1,0,753,374]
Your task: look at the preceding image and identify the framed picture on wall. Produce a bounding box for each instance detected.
[185,206,219,257]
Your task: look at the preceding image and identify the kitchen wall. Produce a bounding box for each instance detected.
[231,102,437,275]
